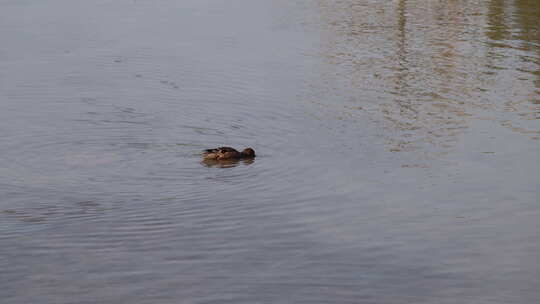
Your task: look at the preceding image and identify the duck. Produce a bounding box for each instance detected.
[202,147,255,160]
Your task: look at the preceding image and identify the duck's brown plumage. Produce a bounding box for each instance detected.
[203,147,255,160]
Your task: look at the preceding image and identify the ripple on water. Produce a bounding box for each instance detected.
[1,0,540,303]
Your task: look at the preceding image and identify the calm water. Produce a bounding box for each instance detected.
[1,0,539,303]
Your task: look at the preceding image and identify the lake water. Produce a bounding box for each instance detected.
[1,0,539,303]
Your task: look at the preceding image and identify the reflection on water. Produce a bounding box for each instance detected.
[201,158,255,168]
[316,0,540,153]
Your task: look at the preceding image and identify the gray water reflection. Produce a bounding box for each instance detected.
[1,0,539,303]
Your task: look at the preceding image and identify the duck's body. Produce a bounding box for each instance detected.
[203,147,255,160]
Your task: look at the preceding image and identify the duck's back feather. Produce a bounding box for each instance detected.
[218,147,237,152]
[205,147,238,153]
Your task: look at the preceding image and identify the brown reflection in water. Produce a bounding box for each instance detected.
[489,0,540,47]
[486,0,540,137]
[201,158,255,168]
[515,0,540,91]
[315,0,540,152]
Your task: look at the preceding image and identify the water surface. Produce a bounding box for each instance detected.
[1,0,539,303]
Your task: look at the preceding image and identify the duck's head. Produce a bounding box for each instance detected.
[241,148,256,158]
